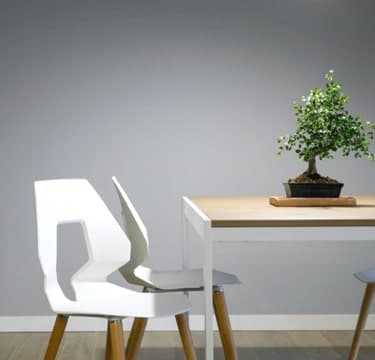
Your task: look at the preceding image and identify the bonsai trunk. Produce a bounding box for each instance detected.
[307,156,318,177]
[288,153,338,184]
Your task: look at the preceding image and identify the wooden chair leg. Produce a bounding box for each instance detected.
[348,283,375,360]
[125,318,148,360]
[105,320,112,360]
[175,312,197,360]
[44,314,69,360]
[109,319,125,360]
[213,287,238,360]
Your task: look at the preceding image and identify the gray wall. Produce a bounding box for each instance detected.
[1,0,375,316]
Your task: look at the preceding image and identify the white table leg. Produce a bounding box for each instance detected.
[203,226,214,360]
[181,199,190,327]
[182,198,189,271]
[182,197,214,359]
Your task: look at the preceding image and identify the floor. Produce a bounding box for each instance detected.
[1,330,374,359]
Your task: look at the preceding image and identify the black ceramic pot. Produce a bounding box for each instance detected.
[283,182,344,198]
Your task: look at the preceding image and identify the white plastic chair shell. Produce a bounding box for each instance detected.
[111,176,240,290]
[34,179,190,318]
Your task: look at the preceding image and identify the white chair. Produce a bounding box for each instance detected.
[112,176,240,360]
[348,267,375,360]
[34,179,197,360]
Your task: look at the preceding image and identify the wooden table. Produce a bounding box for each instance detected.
[182,195,375,360]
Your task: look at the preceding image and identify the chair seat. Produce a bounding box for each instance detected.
[355,267,375,284]
[51,282,190,318]
[133,266,240,291]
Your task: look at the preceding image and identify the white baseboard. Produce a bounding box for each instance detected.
[1,314,375,332]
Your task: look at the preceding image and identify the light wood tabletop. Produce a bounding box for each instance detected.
[189,195,375,228]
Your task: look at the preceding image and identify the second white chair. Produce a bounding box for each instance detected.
[112,176,240,360]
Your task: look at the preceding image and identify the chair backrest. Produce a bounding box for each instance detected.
[111,176,150,278]
[34,179,131,310]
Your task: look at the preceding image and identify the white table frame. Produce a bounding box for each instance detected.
[182,196,375,360]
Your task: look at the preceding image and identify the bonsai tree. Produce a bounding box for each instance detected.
[277,70,375,183]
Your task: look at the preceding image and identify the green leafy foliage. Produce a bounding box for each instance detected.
[277,70,375,176]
